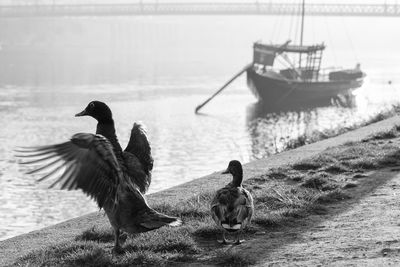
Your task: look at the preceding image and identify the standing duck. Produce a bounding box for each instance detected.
[211,160,254,245]
[17,101,181,254]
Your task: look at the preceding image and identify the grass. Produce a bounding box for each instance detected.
[13,241,112,267]
[152,191,214,220]
[316,190,351,204]
[216,251,257,266]
[75,226,114,243]
[284,105,400,151]
[12,124,400,266]
[124,228,198,254]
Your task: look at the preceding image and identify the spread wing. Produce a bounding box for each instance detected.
[124,123,153,175]
[122,151,151,194]
[15,133,122,208]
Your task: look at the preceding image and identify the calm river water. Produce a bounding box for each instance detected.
[0,15,399,240]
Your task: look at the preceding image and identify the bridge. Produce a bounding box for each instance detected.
[0,2,399,17]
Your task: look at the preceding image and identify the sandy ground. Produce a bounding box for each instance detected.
[223,167,400,266]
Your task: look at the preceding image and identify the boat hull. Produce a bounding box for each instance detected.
[246,68,364,106]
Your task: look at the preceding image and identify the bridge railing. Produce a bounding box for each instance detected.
[0,3,398,17]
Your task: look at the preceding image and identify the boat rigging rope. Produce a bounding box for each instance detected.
[311,14,316,44]
[340,17,359,63]
[323,15,337,66]
[271,9,283,41]
[288,0,298,42]
[275,12,285,41]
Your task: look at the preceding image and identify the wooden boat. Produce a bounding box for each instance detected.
[246,1,365,106]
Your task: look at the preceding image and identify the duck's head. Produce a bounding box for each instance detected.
[222,160,243,182]
[75,101,113,123]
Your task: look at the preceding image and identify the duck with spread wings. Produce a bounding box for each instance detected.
[16,101,181,254]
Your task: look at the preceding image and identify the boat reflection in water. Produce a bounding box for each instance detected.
[245,92,360,160]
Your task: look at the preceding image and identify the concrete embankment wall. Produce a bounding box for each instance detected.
[1,115,400,266]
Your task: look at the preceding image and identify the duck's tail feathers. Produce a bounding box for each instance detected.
[139,210,182,231]
[168,218,182,227]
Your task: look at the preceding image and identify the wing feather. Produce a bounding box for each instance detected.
[124,123,153,174]
[122,152,150,194]
[211,186,254,228]
[26,158,65,174]
[58,162,79,189]
[16,133,122,208]
[211,188,229,224]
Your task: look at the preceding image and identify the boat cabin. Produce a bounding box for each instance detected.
[253,41,326,82]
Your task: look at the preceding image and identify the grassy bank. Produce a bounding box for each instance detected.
[12,124,400,266]
[284,104,400,151]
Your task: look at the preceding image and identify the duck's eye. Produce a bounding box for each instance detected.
[89,102,95,109]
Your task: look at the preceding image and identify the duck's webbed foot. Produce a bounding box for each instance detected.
[234,232,244,245]
[218,232,229,245]
[234,239,244,245]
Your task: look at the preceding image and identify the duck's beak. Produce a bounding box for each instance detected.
[221,169,229,174]
[75,109,88,117]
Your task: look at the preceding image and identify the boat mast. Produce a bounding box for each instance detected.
[300,0,305,47]
[298,0,305,68]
